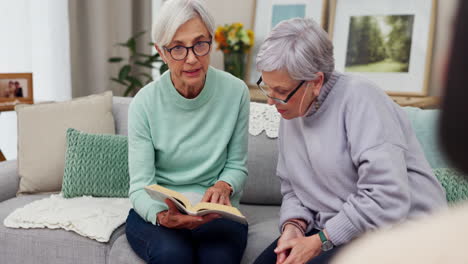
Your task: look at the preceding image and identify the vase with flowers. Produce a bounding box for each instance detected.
[215,23,254,80]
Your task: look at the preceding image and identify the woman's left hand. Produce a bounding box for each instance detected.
[274,234,322,264]
[201,181,232,206]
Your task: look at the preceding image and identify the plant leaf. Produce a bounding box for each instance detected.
[138,72,154,80]
[126,76,143,88]
[160,63,169,75]
[108,57,123,63]
[111,78,127,86]
[132,31,146,40]
[118,65,131,81]
[127,38,137,54]
[123,84,135,97]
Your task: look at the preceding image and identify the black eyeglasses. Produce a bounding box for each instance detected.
[164,41,212,61]
[256,77,305,104]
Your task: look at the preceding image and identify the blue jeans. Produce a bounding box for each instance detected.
[253,229,342,264]
[125,209,248,264]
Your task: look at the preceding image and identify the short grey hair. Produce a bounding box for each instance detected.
[152,0,215,48]
[256,18,334,81]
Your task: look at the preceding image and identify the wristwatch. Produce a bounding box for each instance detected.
[318,230,334,251]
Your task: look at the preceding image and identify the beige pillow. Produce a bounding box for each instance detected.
[16,91,115,194]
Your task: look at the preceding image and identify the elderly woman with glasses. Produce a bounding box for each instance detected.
[125,0,249,263]
[253,18,446,264]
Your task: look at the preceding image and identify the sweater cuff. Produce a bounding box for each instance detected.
[325,210,361,246]
[279,210,314,233]
[146,203,167,225]
[218,169,246,196]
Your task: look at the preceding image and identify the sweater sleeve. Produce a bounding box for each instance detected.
[325,143,411,245]
[128,96,167,225]
[217,85,250,196]
[326,87,412,245]
[277,124,315,232]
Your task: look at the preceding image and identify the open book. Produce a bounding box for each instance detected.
[144,184,247,225]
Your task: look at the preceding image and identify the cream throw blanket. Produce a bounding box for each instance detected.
[3,194,132,242]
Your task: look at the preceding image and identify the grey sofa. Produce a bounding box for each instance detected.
[0,96,448,264]
[0,96,282,264]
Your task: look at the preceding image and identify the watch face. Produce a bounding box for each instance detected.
[321,240,334,251]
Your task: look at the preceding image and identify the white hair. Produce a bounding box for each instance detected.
[152,0,215,47]
[256,18,334,81]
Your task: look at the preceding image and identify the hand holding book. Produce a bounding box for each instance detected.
[157,199,221,230]
[145,184,247,225]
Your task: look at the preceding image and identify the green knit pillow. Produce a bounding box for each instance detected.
[433,168,468,204]
[62,128,129,198]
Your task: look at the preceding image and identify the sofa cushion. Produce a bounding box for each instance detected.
[241,132,282,205]
[239,204,281,264]
[62,128,129,198]
[107,204,281,264]
[0,194,125,264]
[108,235,145,264]
[16,91,115,194]
[434,168,468,204]
[403,107,450,168]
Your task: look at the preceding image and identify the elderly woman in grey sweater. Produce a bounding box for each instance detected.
[253,18,447,264]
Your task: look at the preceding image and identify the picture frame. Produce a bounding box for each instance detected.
[0,73,34,111]
[329,0,437,96]
[246,0,328,85]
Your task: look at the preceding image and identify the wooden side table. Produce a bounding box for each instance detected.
[248,86,440,109]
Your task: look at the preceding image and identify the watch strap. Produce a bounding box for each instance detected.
[318,230,327,243]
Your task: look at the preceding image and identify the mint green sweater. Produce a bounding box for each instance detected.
[128,66,250,225]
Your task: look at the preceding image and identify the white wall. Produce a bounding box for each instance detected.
[0,0,72,160]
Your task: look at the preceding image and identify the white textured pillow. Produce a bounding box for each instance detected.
[16,91,115,194]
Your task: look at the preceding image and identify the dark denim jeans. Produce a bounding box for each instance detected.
[253,229,342,264]
[125,209,248,264]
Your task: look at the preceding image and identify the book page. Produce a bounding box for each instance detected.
[192,202,243,217]
[144,185,192,211]
[180,192,203,207]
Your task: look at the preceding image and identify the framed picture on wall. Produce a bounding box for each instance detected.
[329,0,437,96]
[0,73,34,111]
[246,0,328,85]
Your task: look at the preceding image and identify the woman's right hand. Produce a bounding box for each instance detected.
[275,224,305,264]
[157,199,221,230]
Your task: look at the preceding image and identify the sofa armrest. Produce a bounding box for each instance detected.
[0,160,19,202]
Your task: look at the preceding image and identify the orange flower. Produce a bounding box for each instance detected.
[214,23,254,54]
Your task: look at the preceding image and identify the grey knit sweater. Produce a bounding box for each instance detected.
[278,72,447,246]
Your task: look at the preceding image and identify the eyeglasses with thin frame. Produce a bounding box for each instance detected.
[164,40,212,61]
[256,76,306,104]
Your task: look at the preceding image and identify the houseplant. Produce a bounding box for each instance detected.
[108,31,168,96]
[215,23,254,80]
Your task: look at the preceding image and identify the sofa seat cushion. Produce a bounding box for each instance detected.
[0,194,125,264]
[107,204,281,264]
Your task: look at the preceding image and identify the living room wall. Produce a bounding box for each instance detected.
[0,0,72,160]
